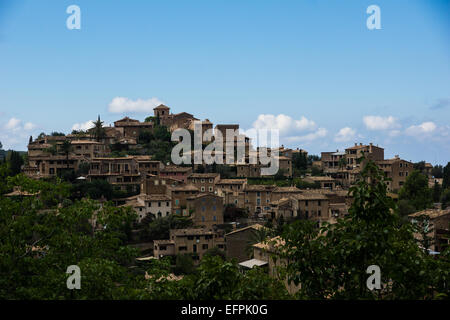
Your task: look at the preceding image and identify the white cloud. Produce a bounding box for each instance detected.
[405,121,437,136]
[24,122,36,130]
[108,97,164,113]
[5,118,22,130]
[1,117,38,150]
[4,118,36,132]
[285,128,328,143]
[334,127,356,142]
[363,115,399,131]
[72,120,95,131]
[252,114,316,136]
[388,130,401,137]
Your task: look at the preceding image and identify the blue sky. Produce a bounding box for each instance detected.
[0,0,449,164]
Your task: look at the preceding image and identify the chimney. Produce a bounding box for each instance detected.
[354,143,357,146]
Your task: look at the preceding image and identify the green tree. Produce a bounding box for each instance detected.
[279,160,449,299]
[0,175,139,299]
[443,162,450,189]
[413,161,426,173]
[398,170,433,211]
[432,181,442,203]
[182,255,289,300]
[60,140,72,169]
[174,254,195,275]
[8,151,24,176]
[292,153,307,171]
[441,188,450,210]
[432,165,443,179]
[93,116,106,142]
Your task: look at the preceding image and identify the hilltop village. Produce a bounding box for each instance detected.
[6,104,449,293]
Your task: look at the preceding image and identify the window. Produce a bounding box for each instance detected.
[212,205,216,211]
[318,210,321,217]
[209,187,213,192]
[209,179,213,183]
[305,200,308,207]
[178,246,187,251]
[201,187,205,192]
[213,216,216,221]
[202,206,206,212]
[202,244,208,250]
[175,199,179,205]
[202,216,205,222]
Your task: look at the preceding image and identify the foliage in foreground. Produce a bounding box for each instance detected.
[278,160,450,299]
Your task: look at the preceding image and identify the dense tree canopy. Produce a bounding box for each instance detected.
[279,160,450,299]
[399,170,433,212]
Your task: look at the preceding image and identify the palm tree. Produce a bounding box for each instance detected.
[338,157,346,171]
[60,140,72,169]
[93,115,106,142]
[245,226,273,258]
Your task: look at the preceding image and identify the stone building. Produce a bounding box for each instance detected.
[186,193,224,230]
[225,224,264,262]
[409,208,450,253]
[113,117,153,139]
[153,228,226,263]
[376,156,413,192]
[187,173,220,194]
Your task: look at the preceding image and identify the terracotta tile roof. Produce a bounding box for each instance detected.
[295,193,329,200]
[70,140,101,144]
[253,236,285,252]
[171,228,215,236]
[161,166,192,173]
[409,208,450,219]
[171,184,199,192]
[153,104,170,109]
[303,176,335,181]
[244,185,276,192]
[217,179,247,185]
[225,224,264,236]
[188,173,220,179]
[187,193,221,200]
[272,186,302,193]
[142,194,171,201]
[153,239,175,245]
